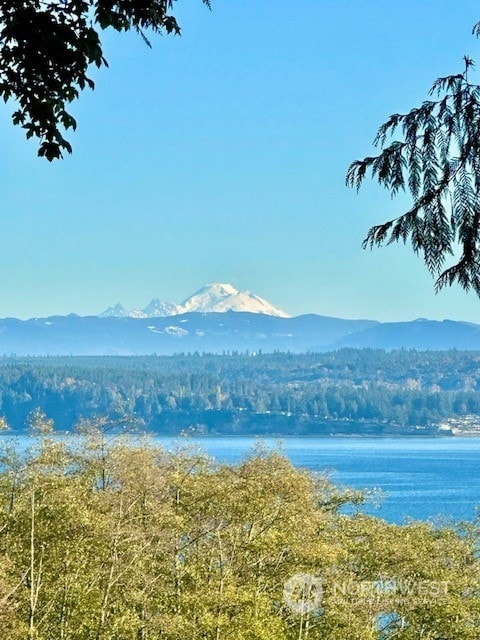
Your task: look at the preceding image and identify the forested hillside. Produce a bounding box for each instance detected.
[1,350,480,434]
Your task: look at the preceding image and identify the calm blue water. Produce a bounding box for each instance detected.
[154,436,480,525]
[3,435,480,524]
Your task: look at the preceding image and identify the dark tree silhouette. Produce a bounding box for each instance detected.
[347,24,480,296]
[0,1,210,160]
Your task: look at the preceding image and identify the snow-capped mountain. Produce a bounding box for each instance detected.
[99,303,139,318]
[143,299,180,318]
[178,284,289,316]
[179,283,239,314]
[100,284,290,319]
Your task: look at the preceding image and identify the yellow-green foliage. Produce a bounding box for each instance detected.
[0,421,479,639]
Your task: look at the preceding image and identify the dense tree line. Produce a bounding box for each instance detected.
[0,424,479,638]
[1,350,480,433]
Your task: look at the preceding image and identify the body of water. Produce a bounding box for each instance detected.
[154,436,480,524]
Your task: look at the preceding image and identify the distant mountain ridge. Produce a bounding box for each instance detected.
[100,283,290,319]
[1,311,480,356]
[0,312,376,356]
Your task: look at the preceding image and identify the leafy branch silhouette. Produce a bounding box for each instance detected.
[347,26,480,296]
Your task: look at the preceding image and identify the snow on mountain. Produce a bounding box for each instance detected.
[143,299,180,317]
[100,304,146,319]
[128,309,147,318]
[99,303,132,318]
[100,283,290,319]
[178,284,290,317]
[179,283,238,313]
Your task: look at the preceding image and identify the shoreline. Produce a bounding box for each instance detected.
[3,430,479,439]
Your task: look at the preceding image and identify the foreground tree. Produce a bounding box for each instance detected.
[0,420,479,638]
[0,1,211,160]
[347,23,480,297]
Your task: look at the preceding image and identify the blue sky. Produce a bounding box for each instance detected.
[1,0,480,321]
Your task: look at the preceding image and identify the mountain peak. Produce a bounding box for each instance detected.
[196,283,239,297]
[100,283,290,319]
[178,283,289,317]
[180,283,241,313]
[143,299,179,317]
[99,303,129,318]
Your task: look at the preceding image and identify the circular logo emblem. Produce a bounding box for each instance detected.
[283,573,323,615]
